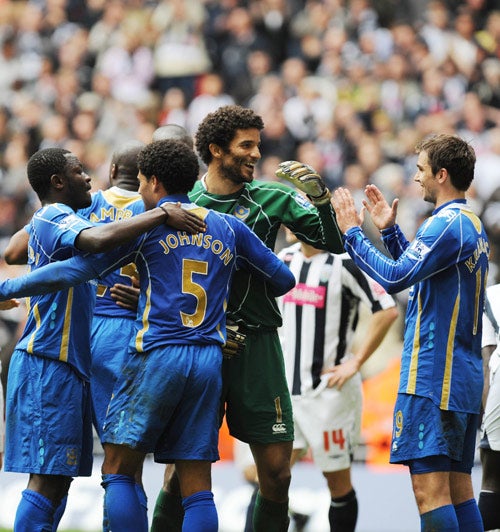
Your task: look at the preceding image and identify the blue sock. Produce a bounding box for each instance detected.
[135,482,148,531]
[101,474,148,532]
[182,490,218,532]
[15,489,54,532]
[454,499,483,532]
[421,505,458,531]
[52,495,67,531]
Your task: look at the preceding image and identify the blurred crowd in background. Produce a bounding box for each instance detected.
[1,0,500,365]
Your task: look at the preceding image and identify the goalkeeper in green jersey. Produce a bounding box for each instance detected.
[151,105,344,532]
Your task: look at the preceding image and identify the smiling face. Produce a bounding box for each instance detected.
[414,149,439,204]
[217,128,261,186]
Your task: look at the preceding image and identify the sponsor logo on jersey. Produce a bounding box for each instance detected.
[369,279,387,297]
[233,206,250,221]
[272,423,287,434]
[283,283,326,308]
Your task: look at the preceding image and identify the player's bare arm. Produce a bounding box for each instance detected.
[76,205,206,253]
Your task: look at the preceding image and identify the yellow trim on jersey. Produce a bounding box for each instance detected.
[59,288,74,362]
[461,210,482,233]
[440,293,460,409]
[88,190,141,222]
[135,281,152,352]
[27,302,41,353]
[188,206,209,221]
[407,293,421,394]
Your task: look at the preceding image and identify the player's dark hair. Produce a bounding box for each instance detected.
[152,124,194,149]
[111,140,144,190]
[27,147,72,200]
[415,134,476,191]
[195,105,264,165]
[137,140,199,194]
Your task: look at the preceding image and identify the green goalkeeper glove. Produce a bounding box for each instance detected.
[275,161,331,206]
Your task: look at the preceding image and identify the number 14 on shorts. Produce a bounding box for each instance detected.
[323,429,346,451]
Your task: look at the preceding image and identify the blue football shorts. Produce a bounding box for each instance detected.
[90,314,135,439]
[390,393,479,474]
[102,344,222,463]
[5,349,93,476]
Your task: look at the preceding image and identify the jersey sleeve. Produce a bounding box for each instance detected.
[380,224,411,259]
[275,185,344,254]
[342,213,469,294]
[34,208,95,253]
[230,217,295,296]
[0,243,140,300]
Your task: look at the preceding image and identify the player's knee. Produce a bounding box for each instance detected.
[258,464,291,498]
[165,467,181,495]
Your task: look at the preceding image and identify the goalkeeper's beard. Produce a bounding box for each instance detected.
[219,157,255,185]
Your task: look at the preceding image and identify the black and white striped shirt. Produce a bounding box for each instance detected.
[278,243,396,395]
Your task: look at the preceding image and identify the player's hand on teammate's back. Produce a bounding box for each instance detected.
[162,202,207,233]
[276,161,331,206]
[0,298,20,310]
[110,278,140,311]
[222,321,246,359]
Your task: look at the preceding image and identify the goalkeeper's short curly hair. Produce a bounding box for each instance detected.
[195,105,264,166]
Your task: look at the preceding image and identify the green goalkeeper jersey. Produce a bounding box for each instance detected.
[189,177,344,330]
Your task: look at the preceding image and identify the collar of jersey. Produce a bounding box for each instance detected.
[432,198,466,215]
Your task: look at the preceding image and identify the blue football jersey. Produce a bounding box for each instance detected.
[78,187,144,319]
[93,198,291,353]
[2,196,294,355]
[16,203,95,379]
[343,200,489,413]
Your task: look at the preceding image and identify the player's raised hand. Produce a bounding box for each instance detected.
[362,184,398,231]
[331,187,363,233]
[276,161,331,206]
[162,203,206,233]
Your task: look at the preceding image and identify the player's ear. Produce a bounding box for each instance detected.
[209,142,223,159]
[151,175,163,193]
[50,172,65,191]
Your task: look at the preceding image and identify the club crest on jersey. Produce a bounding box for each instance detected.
[233,205,250,221]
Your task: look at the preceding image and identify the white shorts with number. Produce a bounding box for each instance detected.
[292,371,362,473]
[483,351,500,451]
